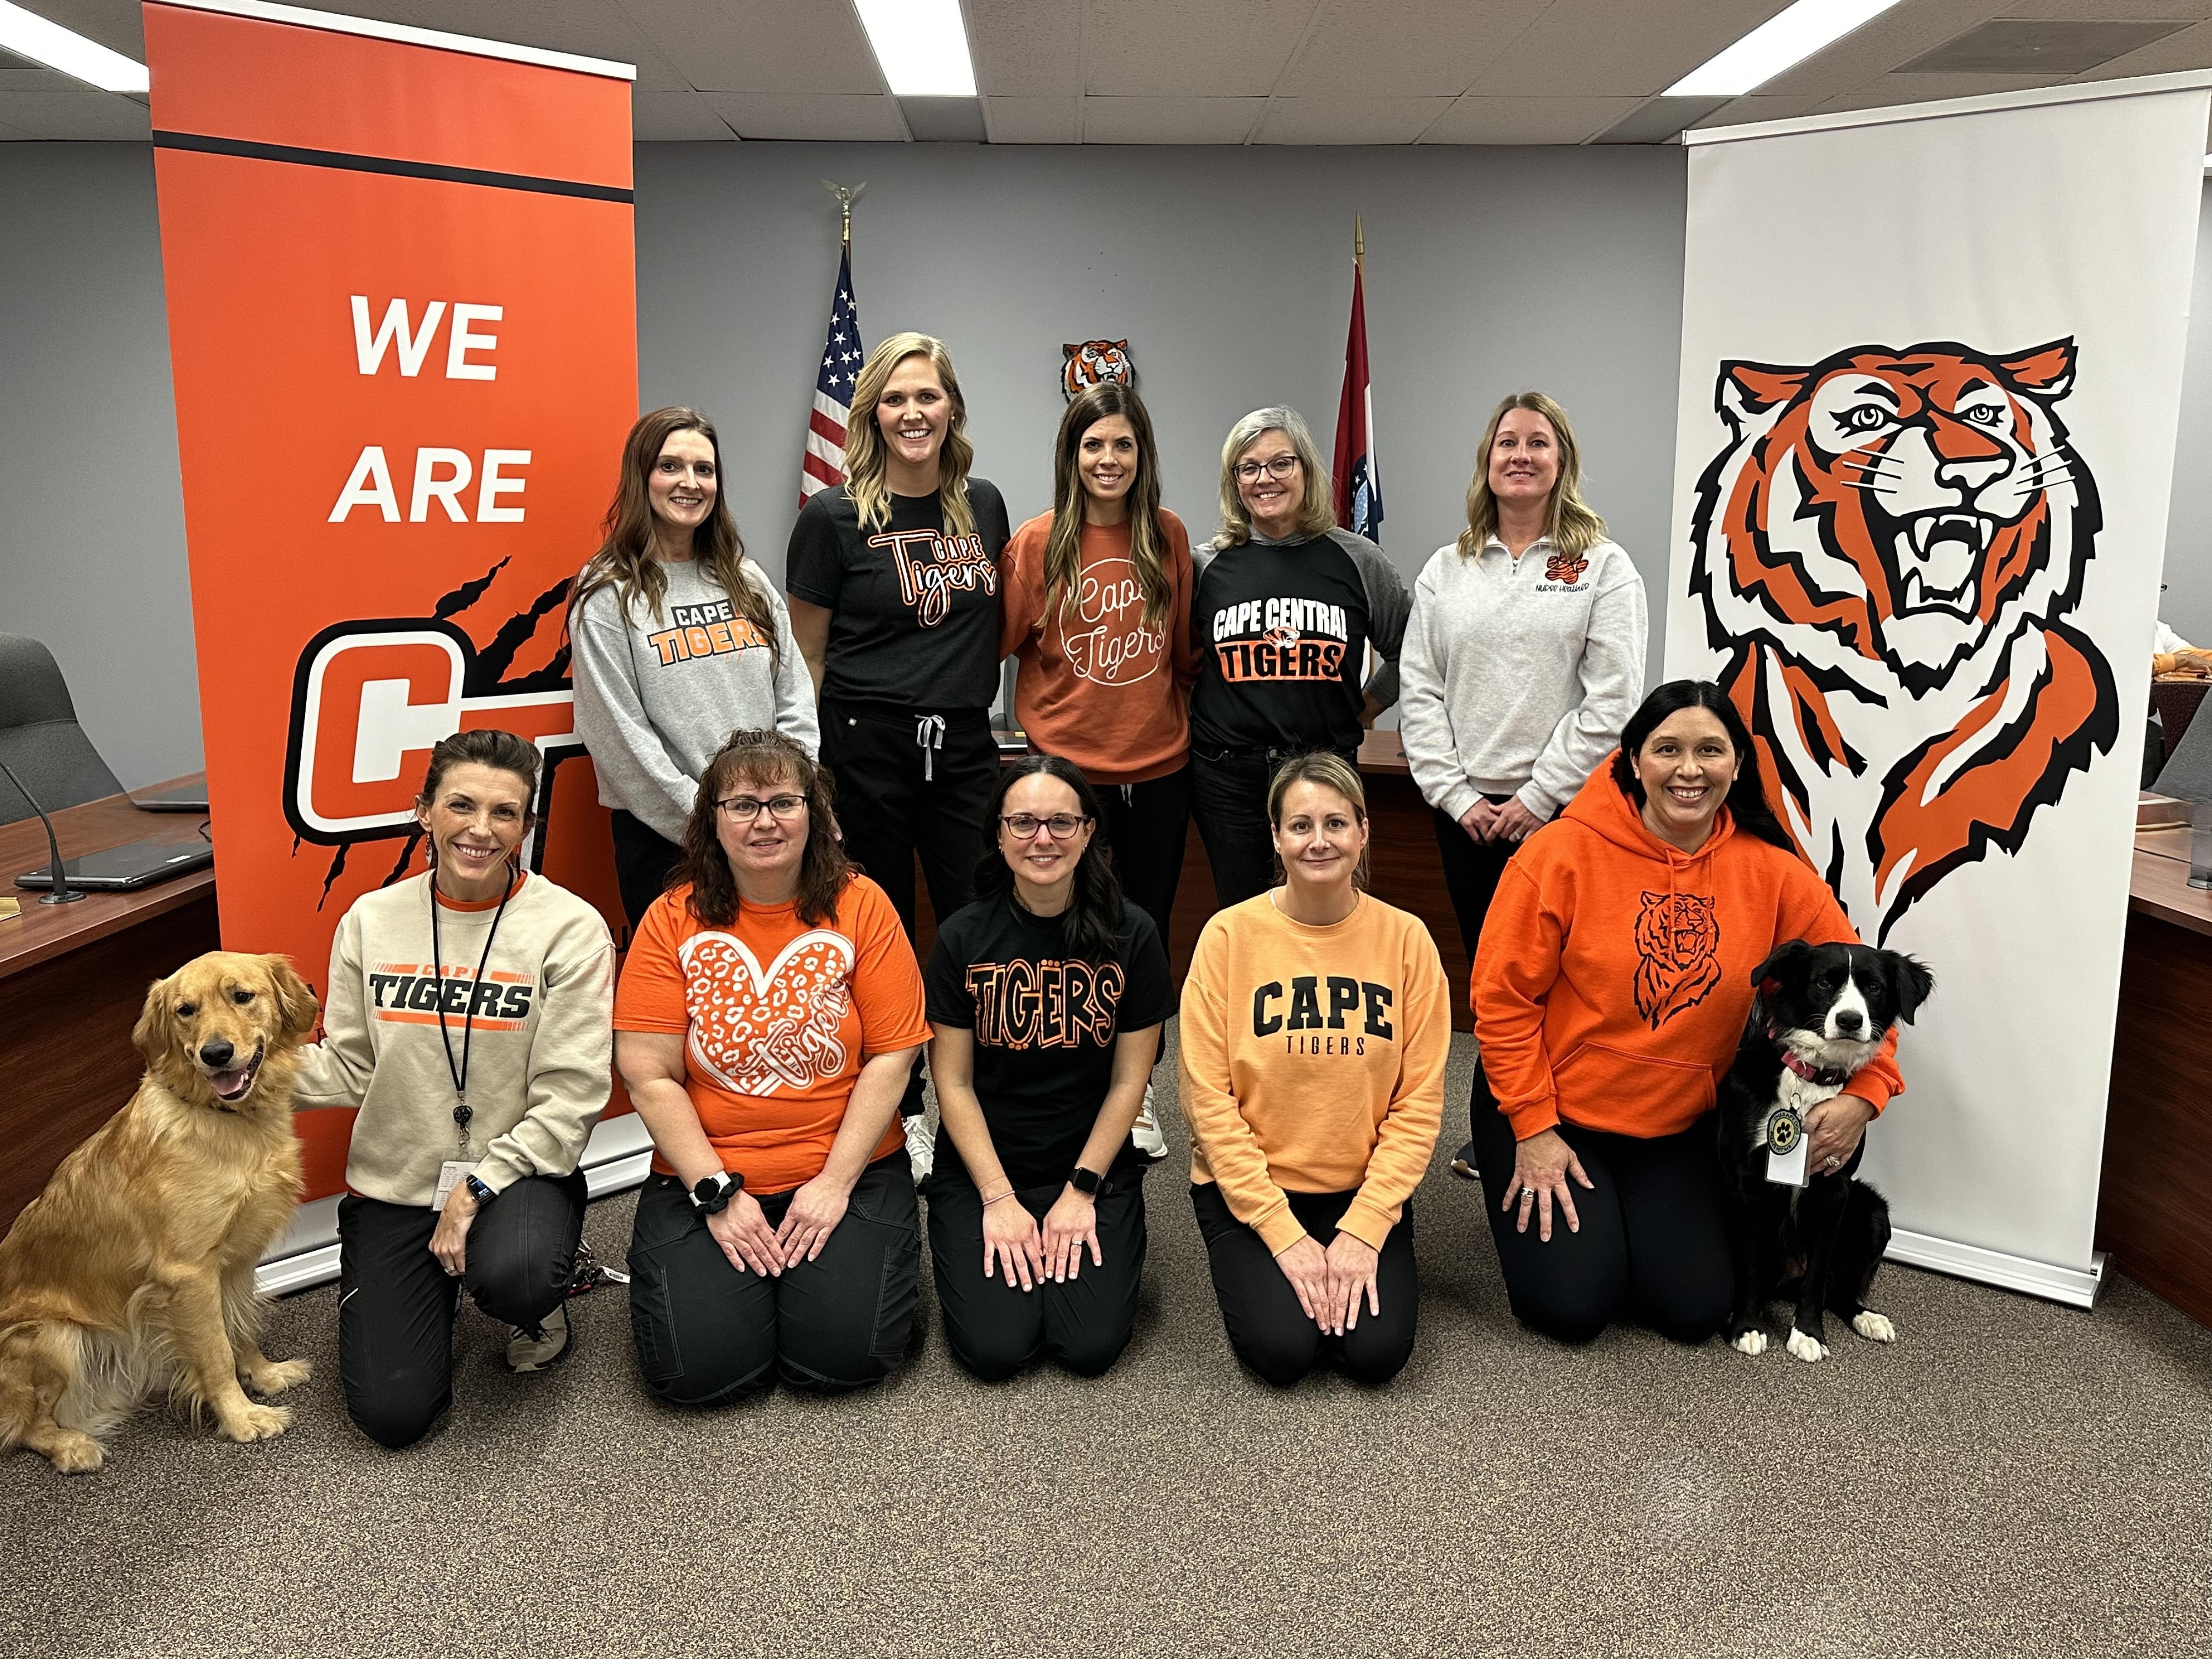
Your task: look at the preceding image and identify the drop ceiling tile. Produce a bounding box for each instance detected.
[1469,0,1792,96]
[1688,91,1837,129]
[1812,71,2075,114]
[986,95,1081,142]
[968,0,1083,97]
[0,84,150,138]
[1424,93,1643,144]
[1079,95,1266,143]
[2000,0,2212,20]
[1757,0,2006,98]
[629,0,884,95]
[705,91,907,141]
[1273,0,1530,96]
[24,1,144,58]
[632,89,737,139]
[1254,94,1454,143]
[2068,18,2212,79]
[1081,0,1311,97]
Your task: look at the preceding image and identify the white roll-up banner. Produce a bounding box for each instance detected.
[1666,73,2212,1305]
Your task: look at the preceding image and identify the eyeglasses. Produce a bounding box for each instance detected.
[716,793,808,822]
[1000,812,1091,840]
[1234,455,1301,482]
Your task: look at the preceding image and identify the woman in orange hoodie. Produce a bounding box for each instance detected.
[1470,680,1903,1345]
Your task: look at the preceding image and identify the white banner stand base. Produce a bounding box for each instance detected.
[255,1113,655,1296]
[1887,1231,2107,1311]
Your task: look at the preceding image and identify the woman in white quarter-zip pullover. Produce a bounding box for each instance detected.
[1396,392,1646,1175]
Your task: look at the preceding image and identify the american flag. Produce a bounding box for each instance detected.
[800,245,864,505]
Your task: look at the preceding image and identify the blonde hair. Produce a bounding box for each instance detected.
[843,332,977,538]
[1458,391,1607,561]
[1266,751,1370,889]
[1215,407,1336,546]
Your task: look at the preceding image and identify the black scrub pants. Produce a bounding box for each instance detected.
[336,1169,587,1449]
[1087,765,1191,952]
[1468,1066,1732,1346]
[1432,799,1532,1138]
[610,808,683,933]
[822,701,998,1119]
[624,1154,921,1403]
[928,1172,1147,1382]
[1190,1182,1419,1386]
[1189,743,1360,910]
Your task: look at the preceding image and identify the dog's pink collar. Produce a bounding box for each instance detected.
[1772,1034,1850,1087]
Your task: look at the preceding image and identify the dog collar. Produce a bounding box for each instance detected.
[1775,1044,1850,1087]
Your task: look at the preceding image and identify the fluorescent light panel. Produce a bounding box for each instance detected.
[1667,0,1905,97]
[854,0,974,98]
[0,0,148,91]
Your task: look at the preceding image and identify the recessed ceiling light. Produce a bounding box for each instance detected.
[854,0,975,98]
[1666,0,1905,98]
[0,0,148,92]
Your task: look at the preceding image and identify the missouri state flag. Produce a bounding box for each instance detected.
[1331,258,1383,543]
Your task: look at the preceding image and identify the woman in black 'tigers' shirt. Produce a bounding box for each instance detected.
[925,755,1171,1383]
[1188,405,1409,910]
[788,331,1011,1177]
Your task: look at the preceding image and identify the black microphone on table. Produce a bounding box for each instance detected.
[0,759,83,906]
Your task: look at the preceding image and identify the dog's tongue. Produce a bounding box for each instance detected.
[213,1065,252,1099]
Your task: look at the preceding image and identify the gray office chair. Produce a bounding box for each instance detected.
[0,635,125,826]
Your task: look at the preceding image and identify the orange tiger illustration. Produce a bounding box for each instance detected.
[1062,339,1135,402]
[1544,549,1588,585]
[1633,892,1722,1029]
[1688,339,2118,942]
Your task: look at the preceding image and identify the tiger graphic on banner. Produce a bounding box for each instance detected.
[1687,337,2119,942]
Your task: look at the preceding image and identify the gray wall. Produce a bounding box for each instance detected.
[1,144,198,790]
[5,145,2210,788]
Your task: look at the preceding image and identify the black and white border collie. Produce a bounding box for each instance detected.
[1718,940,1934,1363]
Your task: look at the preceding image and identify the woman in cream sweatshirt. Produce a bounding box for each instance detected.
[1178,751,1448,1385]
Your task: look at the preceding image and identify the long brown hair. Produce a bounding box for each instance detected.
[672,730,853,927]
[1458,391,1607,562]
[842,332,978,537]
[1041,383,1171,632]
[568,408,778,663]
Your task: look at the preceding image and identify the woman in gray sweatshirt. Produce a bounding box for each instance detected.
[571,408,818,930]
[1396,392,1646,1172]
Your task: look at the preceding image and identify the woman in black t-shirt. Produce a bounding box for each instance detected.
[924,755,1171,1382]
[787,331,1011,1179]
[1188,405,1410,909]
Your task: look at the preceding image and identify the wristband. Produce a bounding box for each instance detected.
[982,1188,1018,1207]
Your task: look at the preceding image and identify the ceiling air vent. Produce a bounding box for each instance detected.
[1898,19,2190,76]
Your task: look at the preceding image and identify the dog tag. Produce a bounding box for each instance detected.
[1765,1109,1809,1188]
[432,1160,473,1212]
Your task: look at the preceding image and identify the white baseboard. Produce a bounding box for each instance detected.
[1886,1228,2108,1309]
[253,1114,656,1296]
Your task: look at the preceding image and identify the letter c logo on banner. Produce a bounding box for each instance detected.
[283,618,581,844]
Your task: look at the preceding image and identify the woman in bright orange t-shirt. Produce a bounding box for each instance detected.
[615,729,930,1403]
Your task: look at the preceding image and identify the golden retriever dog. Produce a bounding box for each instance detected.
[0,951,318,1472]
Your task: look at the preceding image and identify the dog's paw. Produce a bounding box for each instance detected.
[41,1431,105,1474]
[218,1402,292,1443]
[1730,1328,1769,1356]
[1785,1329,1829,1363]
[1850,1310,1896,1344]
[242,1357,312,1397]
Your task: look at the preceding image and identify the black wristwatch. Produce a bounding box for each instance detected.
[691,1170,742,1214]
[462,1175,497,1207]
[1067,1165,1103,1197]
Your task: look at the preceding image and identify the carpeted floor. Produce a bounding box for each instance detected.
[6,1031,2209,1659]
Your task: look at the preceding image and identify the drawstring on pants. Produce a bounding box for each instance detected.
[915,714,947,782]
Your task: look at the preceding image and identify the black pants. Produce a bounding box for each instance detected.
[336,1169,586,1449]
[1433,800,1526,1139]
[1190,744,1359,909]
[928,1172,1147,1382]
[1088,764,1190,952]
[625,1154,921,1403]
[1469,1066,1731,1346]
[610,808,683,933]
[1190,1182,1418,1386]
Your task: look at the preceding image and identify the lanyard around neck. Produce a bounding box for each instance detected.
[428,866,516,1152]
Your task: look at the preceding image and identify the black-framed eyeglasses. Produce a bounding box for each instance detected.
[1234,455,1301,482]
[1000,812,1091,840]
[716,793,808,822]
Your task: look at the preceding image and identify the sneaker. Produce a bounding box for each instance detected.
[1131,1084,1170,1162]
[905,1111,934,1186]
[1449,1139,1479,1181]
[506,1302,571,1373]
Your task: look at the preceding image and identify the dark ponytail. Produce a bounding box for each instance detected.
[972,755,1126,963]
[1611,680,1796,854]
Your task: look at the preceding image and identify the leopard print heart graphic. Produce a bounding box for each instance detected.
[678,929,856,1096]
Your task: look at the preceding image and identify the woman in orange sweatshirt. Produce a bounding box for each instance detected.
[1471,680,1903,1346]
[1180,752,1449,1385]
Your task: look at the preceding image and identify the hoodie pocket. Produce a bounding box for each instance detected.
[1553,1041,1714,1128]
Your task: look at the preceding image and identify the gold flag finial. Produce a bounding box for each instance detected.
[1355,215,1364,266]
[822,179,867,245]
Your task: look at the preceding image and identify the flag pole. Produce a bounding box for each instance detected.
[822,178,866,250]
[1355,214,1363,268]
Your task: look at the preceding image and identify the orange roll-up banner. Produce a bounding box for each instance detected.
[145,0,638,1200]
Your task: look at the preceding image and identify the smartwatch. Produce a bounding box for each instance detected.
[691,1170,742,1214]
[462,1175,497,1207]
[1067,1165,1103,1197]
